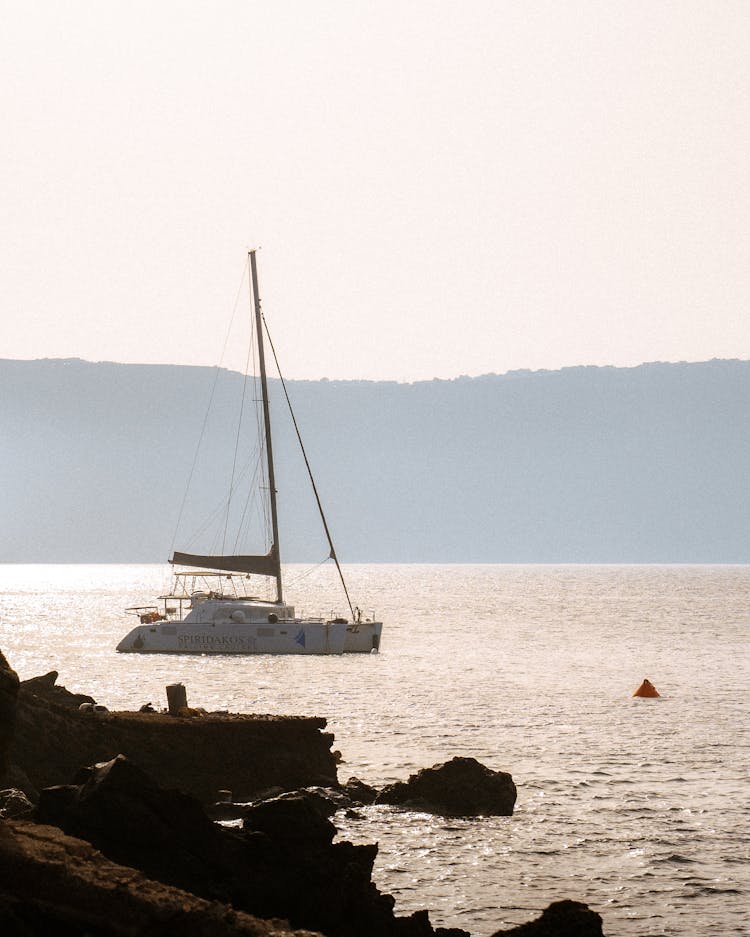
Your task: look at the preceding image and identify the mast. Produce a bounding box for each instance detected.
[249,250,283,604]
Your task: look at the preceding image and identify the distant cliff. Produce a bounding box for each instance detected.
[2,357,748,562]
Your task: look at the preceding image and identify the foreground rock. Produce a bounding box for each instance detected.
[38,755,244,900]
[0,650,19,779]
[0,819,320,937]
[341,776,379,805]
[375,757,517,816]
[6,670,338,802]
[0,788,34,819]
[490,900,604,936]
[209,780,379,822]
[35,753,458,937]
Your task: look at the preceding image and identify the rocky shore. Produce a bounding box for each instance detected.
[0,649,605,936]
[11,670,338,802]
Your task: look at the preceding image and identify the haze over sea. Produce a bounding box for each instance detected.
[1,562,747,936]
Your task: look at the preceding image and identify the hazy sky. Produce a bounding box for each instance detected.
[2,1,749,381]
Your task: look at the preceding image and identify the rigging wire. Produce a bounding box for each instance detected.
[170,263,250,556]
[283,553,336,589]
[231,455,265,554]
[252,303,272,553]
[184,453,261,553]
[221,252,253,553]
[222,292,255,553]
[261,314,355,620]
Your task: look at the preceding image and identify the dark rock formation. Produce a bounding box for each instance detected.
[210,780,380,823]
[490,900,604,936]
[240,790,400,936]
[35,754,443,937]
[0,650,19,779]
[37,754,244,901]
[341,776,378,805]
[9,669,338,802]
[207,784,361,823]
[20,670,95,708]
[0,788,34,819]
[375,757,517,816]
[0,819,320,937]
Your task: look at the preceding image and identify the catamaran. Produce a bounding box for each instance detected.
[117,251,383,656]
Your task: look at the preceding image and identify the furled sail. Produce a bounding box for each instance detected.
[170,548,278,577]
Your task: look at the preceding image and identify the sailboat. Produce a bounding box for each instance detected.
[116,251,383,656]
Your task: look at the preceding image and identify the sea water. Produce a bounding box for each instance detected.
[0,563,747,936]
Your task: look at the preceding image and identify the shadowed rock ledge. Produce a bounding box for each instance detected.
[0,819,320,937]
[7,671,337,803]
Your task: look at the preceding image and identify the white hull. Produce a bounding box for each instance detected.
[344,621,383,653]
[117,617,347,655]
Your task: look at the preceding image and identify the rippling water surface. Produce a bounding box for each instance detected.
[1,563,748,935]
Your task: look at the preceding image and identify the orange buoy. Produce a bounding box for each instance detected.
[633,678,660,698]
